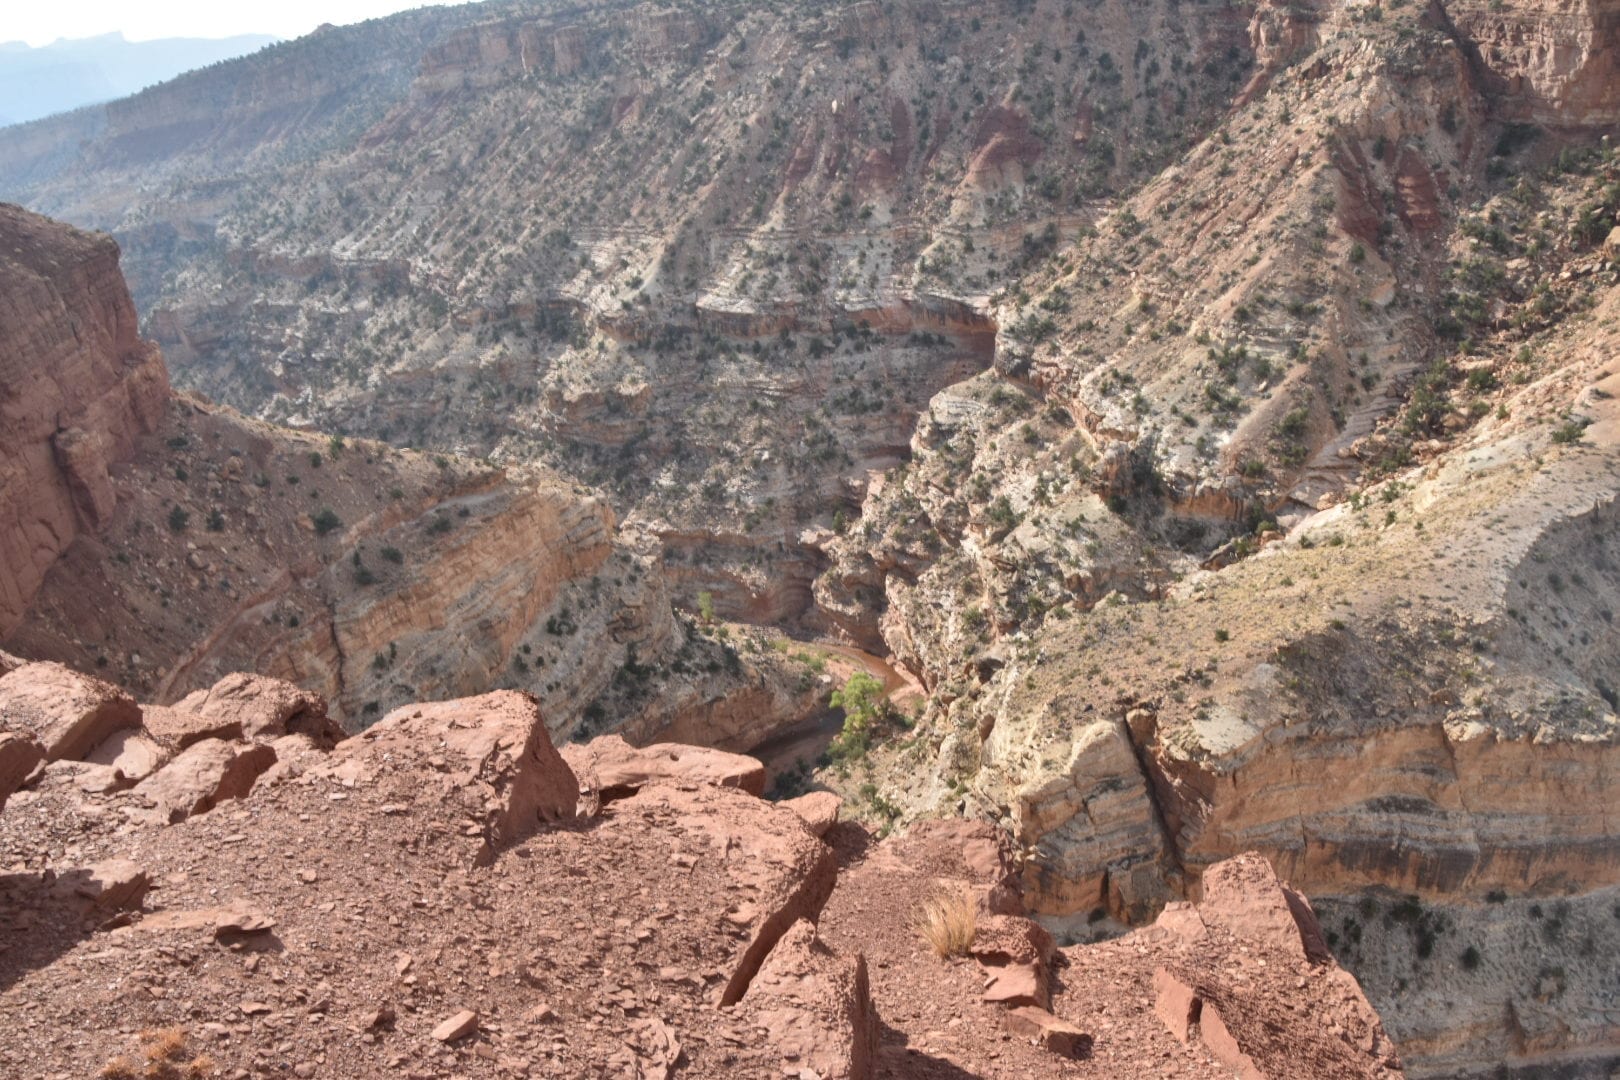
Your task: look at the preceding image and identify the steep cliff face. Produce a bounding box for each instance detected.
[1449,0,1620,126]
[0,205,169,638]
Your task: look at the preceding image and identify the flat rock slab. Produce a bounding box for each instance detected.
[431,1009,479,1043]
[56,859,149,911]
[740,918,876,1080]
[141,703,243,750]
[86,729,167,783]
[1004,1005,1093,1058]
[173,673,342,745]
[563,733,766,799]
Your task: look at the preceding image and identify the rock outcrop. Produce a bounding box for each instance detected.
[1450,0,1620,125]
[0,665,1400,1078]
[0,204,167,636]
[0,661,141,761]
[1140,854,1400,1077]
[560,732,767,801]
[0,675,876,1078]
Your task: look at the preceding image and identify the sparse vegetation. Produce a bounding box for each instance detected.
[99,1027,214,1080]
[914,886,977,959]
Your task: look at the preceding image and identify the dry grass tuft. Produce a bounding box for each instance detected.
[914,885,977,958]
[98,1028,215,1080]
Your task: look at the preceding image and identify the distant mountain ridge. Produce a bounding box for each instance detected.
[0,31,278,126]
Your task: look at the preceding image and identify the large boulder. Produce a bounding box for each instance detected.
[172,673,343,745]
[319,690,576,866]
[134,738,278,823]
[740,919,877,1080]
[0,662,140,761]
[562,733,766,800]
[781,790,842,836]
[140,703,244,749]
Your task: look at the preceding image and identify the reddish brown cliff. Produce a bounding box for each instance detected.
[0,203,168,637]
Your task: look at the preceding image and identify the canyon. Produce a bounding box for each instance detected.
[2,0,1620,1075]
[0,203,820,748]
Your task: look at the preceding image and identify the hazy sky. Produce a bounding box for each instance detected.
[9,1,434,47]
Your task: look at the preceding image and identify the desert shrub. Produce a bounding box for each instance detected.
[915,887,977,958]
[312,508,343,535]
[99,1027,214,1079]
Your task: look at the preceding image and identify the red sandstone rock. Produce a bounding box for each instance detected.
[172,673,342,746]
[1154,966,1201,1043]
[0,729,44,808]
[1003,1005,1092,1058]
[972,913,1057,1009]
[0,662,141,761]
[562,732,766,799]
[781,790,842,836]
[431,1009,479,1043]
[1140,853,1399,1077]
[616,782,840,1007]
[85,728,167,783]
[741,918,877,1080]
[135,738,278,823]
[321,690,576,865]
[0,205,169,638]
[58,859,150,912]
[140,703,244,749]
[1200,998,1264,1080]
[1198,851,1331,964]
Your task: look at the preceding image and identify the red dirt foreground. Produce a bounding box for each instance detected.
[0,665,1400,1078]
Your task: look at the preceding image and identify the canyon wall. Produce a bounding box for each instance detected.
[1449,0,1620,125]
[0,204,169,637]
